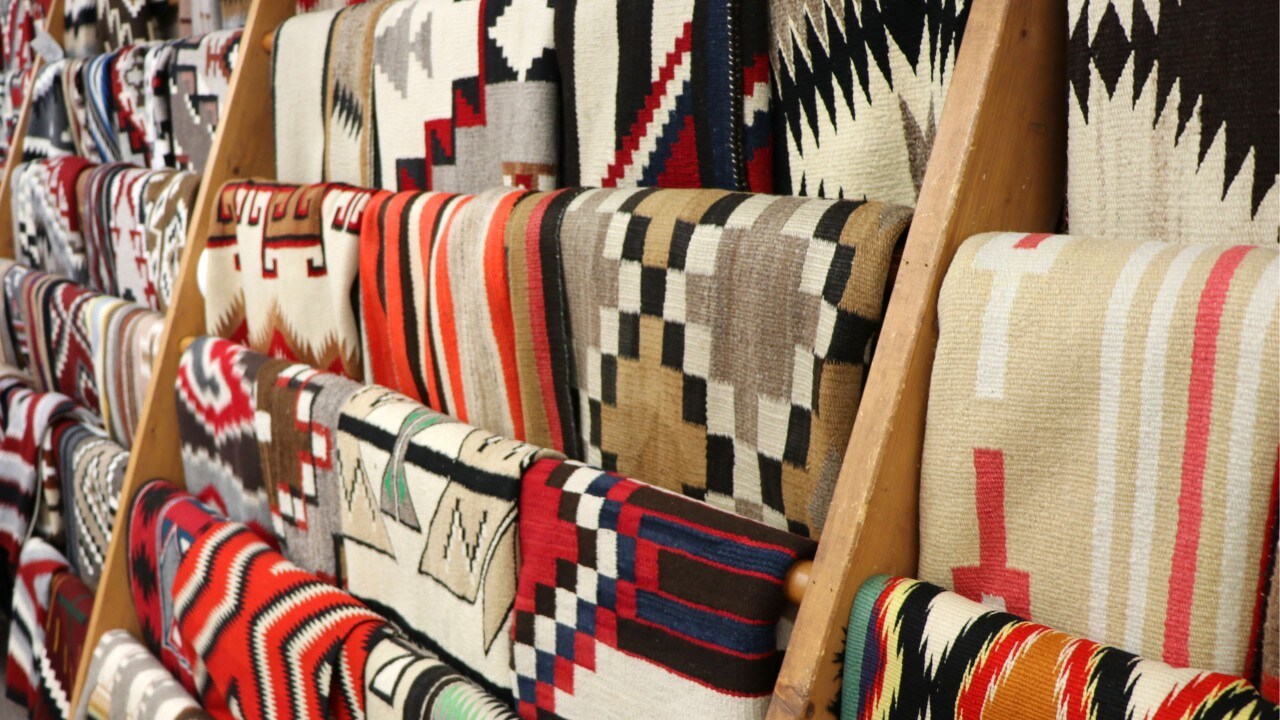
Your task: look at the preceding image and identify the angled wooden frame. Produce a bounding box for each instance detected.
[767,0,1067,717]
[0,0,66,258]
[72,0,295,702]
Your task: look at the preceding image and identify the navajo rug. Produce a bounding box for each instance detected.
[109,44,153,166]
[529,188,911,536]
[843,576,1277,719]
[1067,0,1278,244]
[168,30,240,174]
[26,275,100,410]
[0,265,32,368]
[357,622,518,719]
[360,188,529,438]
[41,570,93,720]
[126,479,222,694]
[920,234,1279,676]
[336,384,561,697]
[63,0,98,56]
[0,0,41,75]
[205,180,376,378]
[82,162,132,294]
[175,337,277,541]
[556,0,771,192]
[1262,551,1278,701]
[73,630,210,720]
[172,519,384,719]
[85,52,119,162]
[272,7,339,184]
[513,458,815,719]
[22,60,75,161]
[323,0,391,187]
[64,58,102,161]
[96,0,177,50]
[142,40,177,169]
[369,0,559,192]
[57,422,125,588]
[770,0,969,204]
[93,299,162,444]
[5,539,69,711]
[12,156,95,284]
[0,68,29,164]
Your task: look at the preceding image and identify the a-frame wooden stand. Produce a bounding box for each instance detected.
[71,0,295,702]
[767,1,1067,717]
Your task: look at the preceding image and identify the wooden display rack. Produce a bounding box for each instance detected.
[71,0,297,702]
[0,0,1067,712]
[766,0,1066,717]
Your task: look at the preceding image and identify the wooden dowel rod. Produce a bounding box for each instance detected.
[785,560,812,606]
[178,336,196,354]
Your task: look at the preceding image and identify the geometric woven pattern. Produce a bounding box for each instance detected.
[93,297,163,445]
[770,0,970,203]
[556,0,772,192]
[335,384,560,698]
[513,458,815,720]
[58,422,126,589]
[369,0,558,192]
[921,233,1279,677]
[205,181,376,379]
[530,188,912,536]
[168,29,240,174]
[4,538,69,713]
[12,156,95,284]
[1067,0,1278,244]
[843,576,1277,720]
[95,0,176,50]
[73,629,209,720]
[26,275,100,410]
[42,570,94,720]
[108,45,152,167]
[21,60,75,161]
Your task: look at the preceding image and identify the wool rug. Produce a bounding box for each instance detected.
[96,0,177,50]
[770,0,969,204]
[57,422,125,589]
[272,7,339,184]
[63,0,98,56]
[168,30,240,174]
[205,180,375,378]
[12,157,95,284]
[536,188,911,536]
[0,263,33,368]
[843,575,1276,719]
[0,68,28,164]
[41,570,93,720]
[108,44,152,167]
[174,337,277,542]
[360,188,528,438]
[323,0,391,187]
[73,630,209,720]
[357,622,517,720]
[1261,551,1279,702]
[369,0,559,193]
[0,0,40,75]
[63,58,102,162]
[26,275,101,410]
[513,458,815,720]
[84,52,118,162]
[336,384,561,698]
[23,61,76,161]
[556,0,771,192]
[82,162,131,295]
[125,480,222,695]
[142,40,176,169]
[92,298,161,444]
[172,518,384,719]
[1067,0,1278,245]
[920,233,1279,677]
[4,539,69,712]
[33,409,80,544]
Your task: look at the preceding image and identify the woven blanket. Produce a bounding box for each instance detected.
[23,61,75,161]
[172,519,384,718]
[108,44,152,166]
[142,40,176,169]
[0,264,33,368]
[26,275,100,409]
[175,337,278,541]
[64,0,98,56]
[843,576,1276,720]
[0,68,28,163]
[556,0,771,192]
[514,458,815,719]
[920,233,1279,676]
[83,165,199,310]
[335,384,561,697]
[204,180,375,378]
[358,622,517,719]
[96,0,176,50]
[57,422,125,588]
[360,188,531,438]
[323,0,390,186]
[64,59,101,161]
[770,0,969,203]
[369,0,559,193]
[272,8,339,184]
[13,157,95,283]
[168,30,240,174]
[93,299,162,444]
[33,409,78,542]
[529,188,911,536]
[5,539,69,712]
[84,52,117,162]
[1067,0,1277,244]
[42,571,93,719]
[73,630,209,720]
[1262,550,1279,701]
[0,0,41,75]
[126,480,222,694]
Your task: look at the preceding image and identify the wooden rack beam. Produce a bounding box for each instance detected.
[0,0,66,258]
[766,0,1067,717]
[71,0,296,703]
